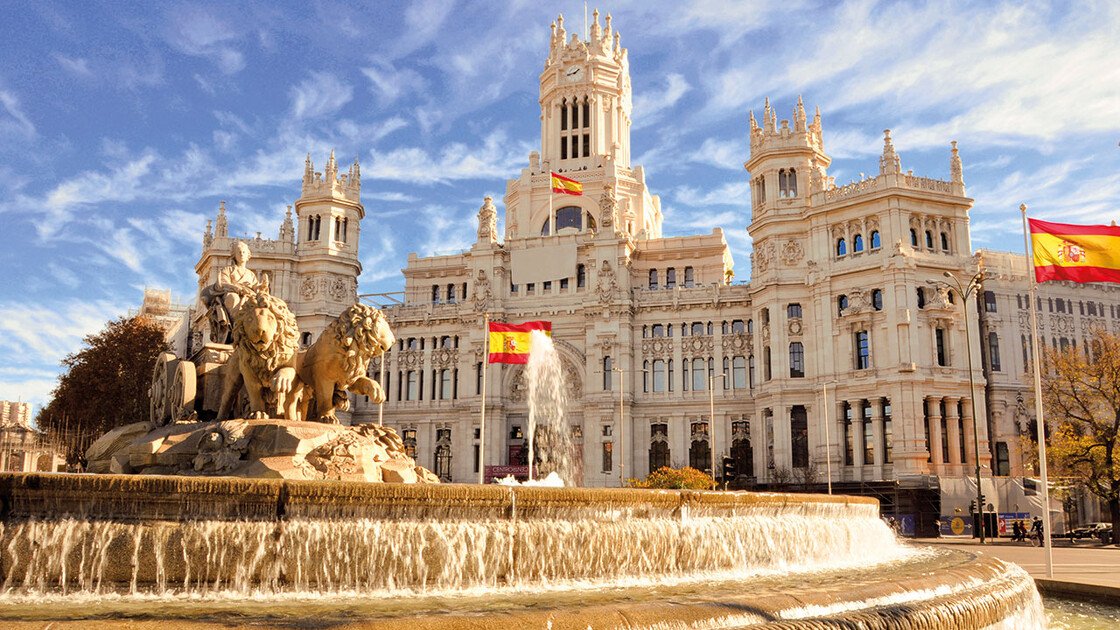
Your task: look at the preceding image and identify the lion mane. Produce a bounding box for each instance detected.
[323,303,389,384]
[231,291,300,378]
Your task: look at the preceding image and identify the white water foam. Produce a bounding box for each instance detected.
[526,329,575,485]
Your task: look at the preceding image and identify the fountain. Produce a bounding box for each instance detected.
[0,273,1046,627]
[526,329,576,485]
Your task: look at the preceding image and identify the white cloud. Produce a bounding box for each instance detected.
[0,90,35,137]
[367,131,531,185]
[674,181,749,207]
[686,137,744,170]
[53,53,92,78]
[165,7,245,74]
[362,59,427,104]
[632,73,690,129]
[289,72,354,119]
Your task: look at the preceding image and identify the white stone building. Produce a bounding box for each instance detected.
[0,400,65,473]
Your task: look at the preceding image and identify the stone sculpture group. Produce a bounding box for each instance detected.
[86,242,438,483]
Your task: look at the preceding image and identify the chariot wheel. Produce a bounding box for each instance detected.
[169,360,197,422]
[149,352,177,426]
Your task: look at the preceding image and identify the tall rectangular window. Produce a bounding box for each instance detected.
[883,399,893,464]
[582,101,589,127]
[983,290,996,312]
[732,356,747,389]
[602,441,613,472]
[683,266,695,287]
[440,369,452,400]
[692,358,706,391]
[791,406,809,468]
[577,264,586,288]
[789,342,804,378]
[407,370,418,401]
[935,328,948,366]
[653,359,667,392]
[787,303,802,318]
[995,442,1010,476]
[603,356,613,390]
[560,136,568,160]
[855,331,870,369]
[583,133,590,157]
[843,402,853,466]
[863,403,874,464]
[666,267,677,288]
[988,333,1001,371]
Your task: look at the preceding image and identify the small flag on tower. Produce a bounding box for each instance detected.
[488,321,552,364]
[1028,218,1120,284]
[550,172,583,196]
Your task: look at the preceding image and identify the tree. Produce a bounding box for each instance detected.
[1042,329,1120,545]
[36,316,168,465]
[628,466,713,490]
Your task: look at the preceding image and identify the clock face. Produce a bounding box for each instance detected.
[564,66,582,81]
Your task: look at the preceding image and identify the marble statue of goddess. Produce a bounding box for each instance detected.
[201,241,260,343]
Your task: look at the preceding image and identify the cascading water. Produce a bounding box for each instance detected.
[0,475,1047,627]
[525,329,576,485]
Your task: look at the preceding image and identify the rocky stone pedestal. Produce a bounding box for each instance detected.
[85,419,439,483]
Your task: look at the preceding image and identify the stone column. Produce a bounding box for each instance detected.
[927,397,944,474]
[871,398,886,469]
[945,398,962,472]
[962,399,976,466]
[852,399,866,469]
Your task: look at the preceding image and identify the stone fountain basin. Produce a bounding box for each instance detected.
[0,473,1041,629]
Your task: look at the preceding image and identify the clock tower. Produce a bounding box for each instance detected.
[502,10,662,241]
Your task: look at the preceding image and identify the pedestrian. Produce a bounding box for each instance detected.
[1031,517,1044,545]
[1012,521,1023,542]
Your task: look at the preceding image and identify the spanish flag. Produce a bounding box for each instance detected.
[550,171,583,196]
[1029,219,1120,284]
[488,321,552,364]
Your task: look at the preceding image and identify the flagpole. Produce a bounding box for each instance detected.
[1020,203,1054,578]
[549,185,555,236]
[479,313,489,485]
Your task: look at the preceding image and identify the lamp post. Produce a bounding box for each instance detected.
[930,266,986,543]
[612,366,626,487]
[709,373,728,490]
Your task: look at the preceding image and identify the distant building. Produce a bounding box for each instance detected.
[0,400,65,472]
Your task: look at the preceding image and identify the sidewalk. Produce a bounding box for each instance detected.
[913,537,1120,602]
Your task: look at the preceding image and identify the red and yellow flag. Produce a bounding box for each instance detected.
[550,171,583,196]
[488,321,552,364]
[1029,218,1120,284]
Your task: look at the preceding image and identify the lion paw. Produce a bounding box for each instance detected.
[249,411,269,420]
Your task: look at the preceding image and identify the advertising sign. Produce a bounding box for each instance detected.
[485,465,528,483]
[940,515,972,537]
[997,512,1031,536]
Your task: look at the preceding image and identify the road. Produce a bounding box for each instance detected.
[914,537,1120,589]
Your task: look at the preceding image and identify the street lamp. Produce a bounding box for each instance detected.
[929,266,986,543]
[709,373,728,490]
[612,366,626,487]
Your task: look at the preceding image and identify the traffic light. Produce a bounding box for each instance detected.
[969,499,977,513]
[978,495,986,512]
[722,456,736,481]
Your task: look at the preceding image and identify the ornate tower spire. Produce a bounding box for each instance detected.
[476,196,498,244]
[879,129,901,175]
[303,153,314,186]
[950,140,964,185]
[280,204,294,242]
[203,219,213,248]
[325,149,338,182]
[749,110,759,132]
[215,200,228,238]
[794,95,807,132]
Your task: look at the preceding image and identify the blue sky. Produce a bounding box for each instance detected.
[1,1,1117,410]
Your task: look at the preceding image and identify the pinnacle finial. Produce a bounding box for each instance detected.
[749,110,758,131]
[950,140,964,185]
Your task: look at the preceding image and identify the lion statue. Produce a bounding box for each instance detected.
[216,280,301,421]
[296,303,395,424]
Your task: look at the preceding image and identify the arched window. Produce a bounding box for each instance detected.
[446,284,456,303]
[746,319,754,334]
[649,269,659,289]
[652,324,665,337]
[431,285,440,304]
[763,346,772,381]
[838,295,849,316]
[691,322,705,335]
[787,303,802,318]
[853,234,864,253]
[560,98,568,131]
[940,231,950,252]
[910,228,918,247]
[683,266,695,287]
[917,287,926,309]
[788,168,797,196]
[778,168,797,198]
[689,424,711,472]
[541,205,585,235]
[778,169,788,197]
[649,423,670,471]
[870,230,881,249]
[789,342,805,378]
[666,267,677,289]
[925,230,934,249]
[342,218,349,243]
[837,238,848,256]
[872,289,883,311]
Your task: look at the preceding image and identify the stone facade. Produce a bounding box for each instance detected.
[182,151,363,359]
[977,250,1120,479]
[0,400,64,472]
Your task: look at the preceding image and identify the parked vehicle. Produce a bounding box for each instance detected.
[1068,522,1111,540]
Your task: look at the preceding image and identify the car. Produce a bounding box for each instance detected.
[1068,522,1112,541]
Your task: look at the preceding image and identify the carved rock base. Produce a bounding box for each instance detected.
[85,419,439,484]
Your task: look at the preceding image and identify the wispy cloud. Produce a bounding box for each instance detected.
[367,131,531,185]
[674,181,749,207]
[289,72,354,119]
[0,89,35,138]
[633,73,690,129]
[164,7,245,74]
